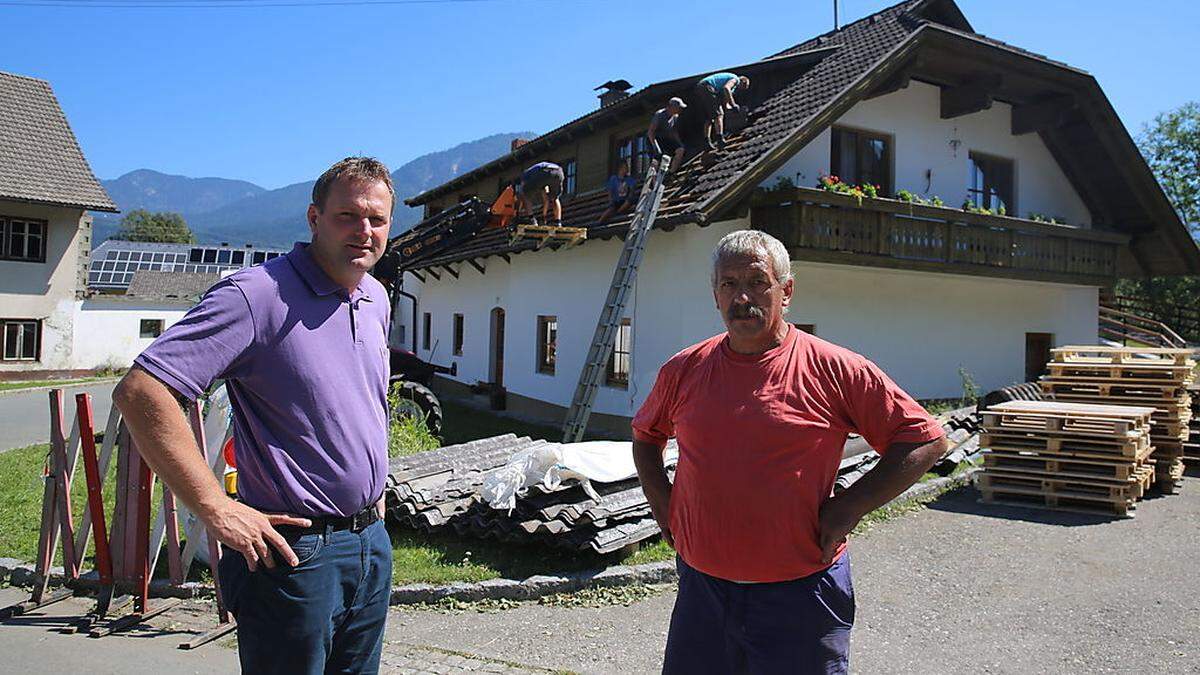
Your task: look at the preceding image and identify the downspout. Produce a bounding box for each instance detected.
[397,272,419,353]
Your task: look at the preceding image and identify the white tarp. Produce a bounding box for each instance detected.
[481,440,675,512]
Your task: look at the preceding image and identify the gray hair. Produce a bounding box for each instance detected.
[711,230,793,287]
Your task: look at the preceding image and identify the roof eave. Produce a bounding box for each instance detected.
[0,193,119,213]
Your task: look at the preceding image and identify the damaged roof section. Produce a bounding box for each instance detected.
[396,0,1199,276]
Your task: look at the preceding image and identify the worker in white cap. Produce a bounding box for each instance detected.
[648,96,688,172]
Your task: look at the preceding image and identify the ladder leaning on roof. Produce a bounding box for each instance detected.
[561,154,671,443]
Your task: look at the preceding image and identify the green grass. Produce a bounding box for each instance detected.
[0,377,112,393]
[437,398,565,446]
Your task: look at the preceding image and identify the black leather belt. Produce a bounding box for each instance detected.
[278,502,380,536]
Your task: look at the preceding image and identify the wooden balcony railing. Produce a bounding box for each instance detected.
[750,187,1129,285]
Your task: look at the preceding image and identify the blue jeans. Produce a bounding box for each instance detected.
[218,519,393,674]
[663,553,855,674]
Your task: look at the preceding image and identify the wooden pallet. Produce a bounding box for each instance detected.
[977,472,1147,500]
[1040,380,1189,400]
[978,489,1134,517]
[1047,362,1195,384]
[1051,345,1196,366]
[982,452,1147,481]
[980,411,1147,439]
[980,432,1149,460]
[507,222,588,250]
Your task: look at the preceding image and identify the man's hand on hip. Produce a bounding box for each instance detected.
[817,494,865,565]
[207,499,312,570]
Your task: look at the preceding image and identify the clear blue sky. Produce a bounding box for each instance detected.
[5,0,1198,190]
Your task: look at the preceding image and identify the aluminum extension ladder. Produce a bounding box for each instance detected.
[561,154,671,442]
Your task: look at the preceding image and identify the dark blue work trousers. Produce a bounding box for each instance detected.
[218,519,393,674]
[663,553,855,675]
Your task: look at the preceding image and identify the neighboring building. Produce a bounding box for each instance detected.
[392,0,1200,436]
[0,70,118,378]
[88,239,287,292]
[73,270,219,370]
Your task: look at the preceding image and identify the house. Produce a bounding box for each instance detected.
[73,270,219,370]
[0,71,118,379]
[391,0,1200,436]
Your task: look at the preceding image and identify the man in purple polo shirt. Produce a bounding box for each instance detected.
[114,156,396,673]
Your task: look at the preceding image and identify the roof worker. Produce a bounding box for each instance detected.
[114,157,397,674]
[514,161,565,227]
[597,159,637,225]
[695,72,749,150]
[632,230,948,674]
[648,96,688,172]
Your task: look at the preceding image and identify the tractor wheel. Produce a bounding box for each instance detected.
[388,379,443,436]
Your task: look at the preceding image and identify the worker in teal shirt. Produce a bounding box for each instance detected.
[696,72,750,150]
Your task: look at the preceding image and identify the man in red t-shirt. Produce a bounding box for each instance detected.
[633,230,947,673]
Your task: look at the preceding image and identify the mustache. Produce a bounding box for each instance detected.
[727,303,765,320]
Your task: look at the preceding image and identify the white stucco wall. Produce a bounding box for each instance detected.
[763,80,1093,226]
[0,201,87,372]
[400,214,1099,418]
[70,300,189,370]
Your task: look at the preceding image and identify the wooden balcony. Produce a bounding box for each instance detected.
[750,187,1129,285]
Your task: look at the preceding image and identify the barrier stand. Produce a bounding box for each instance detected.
[61,394,128,634]
[89,428,181,638]
[178,399,236,650]
[0,390,81,618]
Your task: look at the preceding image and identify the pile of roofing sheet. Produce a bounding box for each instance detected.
[385,433,677,554]
[1040,345,1195,493]
[978,400,1155,517]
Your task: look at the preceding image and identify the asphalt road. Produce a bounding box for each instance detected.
[2,473,1196,673]
[0,380,118,452]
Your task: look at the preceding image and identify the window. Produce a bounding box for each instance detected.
[605,319,632,388]
[453,313,464,356]
[217,250,232,265]
[202,249,217,264]
[252,251,267,264]
[2,319,40,361]
[139,319,164,338]
[793,323,816,335]
[0,217,47,262]
[189,248,204,263]
[562,159,578,196]
[422,312,432,350]
[969,152,1014,214]
[830,127,891,196]
[614,134,652,177]
[537,315,557,374]
[231,250,246,265]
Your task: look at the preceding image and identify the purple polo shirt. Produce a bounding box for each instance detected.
[135,242,390,517]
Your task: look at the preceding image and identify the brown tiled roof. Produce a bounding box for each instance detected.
[398,0,1199,276]
[124,270,219,303]
[0,71,118,212]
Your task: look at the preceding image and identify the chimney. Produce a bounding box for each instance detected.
[595,79,633,109]
[511,138,530,152]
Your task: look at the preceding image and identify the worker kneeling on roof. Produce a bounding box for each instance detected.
[695,72,749,150]
[114,157,395,674]
[514,161,565,227]
[633,230,948,674]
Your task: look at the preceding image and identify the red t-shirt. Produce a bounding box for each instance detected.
[632,325,943,582]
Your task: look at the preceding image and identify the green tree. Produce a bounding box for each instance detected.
[1138,101,1199,238]
[113,209,195,243]
[1113,102,1200,342]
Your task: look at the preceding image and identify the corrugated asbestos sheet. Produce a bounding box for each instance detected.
[386,408,981,554]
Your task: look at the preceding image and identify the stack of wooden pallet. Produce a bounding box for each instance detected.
[978,400,1156,517]
[1186,381,1199,465]
[1039,346,1195,494]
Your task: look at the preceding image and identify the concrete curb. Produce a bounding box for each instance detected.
[0,377,121,398]
[0,471,980,607]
